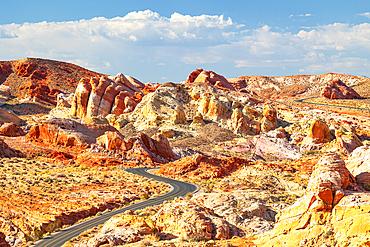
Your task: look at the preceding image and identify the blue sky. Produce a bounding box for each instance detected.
[0,0,370,82]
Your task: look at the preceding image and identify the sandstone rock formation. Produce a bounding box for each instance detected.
[0,123,25,137]
[260,104,277,132]
[185,68,235,91]
[259,153,364,247]
[192,192,276,235]
[83,198,239,246]
[321,78,362,99]
[346,146,370,186]
[158,154,248,179]
[27,118,119,147]
[0,108,21,126]
[228,73,367,99]
[300,119,331,152]
[70,73,144,118]
[128,82,265,137]
[306,119,331,143]
[96,131,176,164]
[326,125,363,154]
[152,198,236,240]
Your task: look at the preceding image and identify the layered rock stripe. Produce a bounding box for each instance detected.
[70,73,144,118]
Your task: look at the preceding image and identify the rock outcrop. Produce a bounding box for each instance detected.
[70,74,144,118]
[346,146,370,186]
[260,104,277,132]
[321,78,362,99]
[157,154,248,179]
[192,192,276,235]
[0,123,25,137]
[228,73,367,99]
[259,153,365,247]
[300,119,331,152]
[27,118,119,147]
[128,82,266,137]
[185,69,236,91]
[0,84,11,104]
[82,198,239,246]
[96,131,176,164]
[325,125,363,154]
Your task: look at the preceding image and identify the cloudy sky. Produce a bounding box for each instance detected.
[0,0,369,82]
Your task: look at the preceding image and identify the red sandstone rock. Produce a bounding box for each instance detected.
[186,68,204,83]
[126,133,176,164]
[111,91,133,116]
[86,76,111,117]
[321,79,362,99]
[142,83,160,95]
[27,118,119,147]
[16,62,38,77]
[18,80,63,106]
[96,131,125,151]
[185,69,236,91]
[0,123,25,137]
[71,74,144,118]
[158,154,247,180]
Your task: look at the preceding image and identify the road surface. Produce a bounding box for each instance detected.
[32,168,198,247]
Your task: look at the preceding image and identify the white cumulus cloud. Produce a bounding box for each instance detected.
[0,10,369,81]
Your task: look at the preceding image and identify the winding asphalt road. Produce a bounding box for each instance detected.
[32,168,198,247]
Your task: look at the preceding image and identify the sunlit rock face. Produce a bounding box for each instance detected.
[70,73,144,118]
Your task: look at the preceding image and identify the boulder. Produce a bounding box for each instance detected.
[303,119,331,144]
[0,123,25,137]
[260,104,277,132]
[321,79,362,99]
[70,73,144,118]
[230,108,249,134]
[96,131,125,151]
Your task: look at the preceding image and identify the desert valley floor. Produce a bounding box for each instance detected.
[0,58,370,247]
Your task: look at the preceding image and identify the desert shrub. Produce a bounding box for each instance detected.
[364,183,370,191]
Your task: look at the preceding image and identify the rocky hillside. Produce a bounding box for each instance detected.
[0,58,104,97]
[227,73,370,99]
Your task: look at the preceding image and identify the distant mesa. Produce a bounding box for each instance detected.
[321,78,362,100]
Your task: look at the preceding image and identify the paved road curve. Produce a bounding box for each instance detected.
[32,168,198,247]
